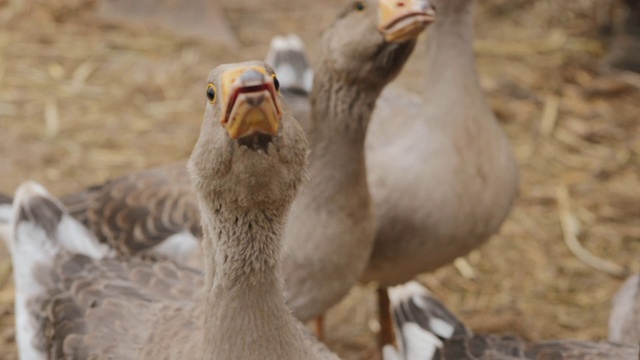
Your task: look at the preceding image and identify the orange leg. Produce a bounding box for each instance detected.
[314,314,325,341]
[377,286,395,349]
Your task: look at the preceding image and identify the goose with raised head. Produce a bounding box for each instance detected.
[282,0,434,322]
[7,61,342,360]
[362,0,519,344]
[384,281,639,360]
[238,0,518,344]
[1,0,437,324]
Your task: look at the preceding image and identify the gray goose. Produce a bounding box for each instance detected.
[609,273,640,344]
[384,282,639,360]
[229,0,518,344]
[7,61,340,360]
[362,0,519,344]
[0,0,436,324]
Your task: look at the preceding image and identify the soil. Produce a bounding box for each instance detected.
[0,0,639,359]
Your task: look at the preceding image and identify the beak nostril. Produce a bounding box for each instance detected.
[246,95,266,107]
[397,1,405,7]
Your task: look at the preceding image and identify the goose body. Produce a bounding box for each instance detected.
[385,282,639,360]
[1,0,437,323]
[8,62,340,360]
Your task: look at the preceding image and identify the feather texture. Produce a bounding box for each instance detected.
[60,163,201,262]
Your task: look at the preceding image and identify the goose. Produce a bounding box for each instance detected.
[609,273,640,344]
[7,61,342,360]
[0,0,437,325]
[384,281,639,360]
[223,0,519,344]
[362,0,519,345]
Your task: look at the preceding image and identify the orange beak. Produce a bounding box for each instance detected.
[378,0,436,43]
[220,66,281,140]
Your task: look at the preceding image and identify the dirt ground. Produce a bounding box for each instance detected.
[0,0,639,359]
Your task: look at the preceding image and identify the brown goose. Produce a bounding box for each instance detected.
[384,282,639,360]
[609,273,640,344]
[362,0,519,344]
[8,62,341,360]
[3,0,436,324]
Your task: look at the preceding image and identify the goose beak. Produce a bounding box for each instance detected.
[378,0,436,43]
[221,66,282,140]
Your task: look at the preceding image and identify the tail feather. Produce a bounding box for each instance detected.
[10,181,114,360]
[386,281,472,360]
[10,181,69,360]
[387,282,640,359]
[264,34,314,94]
[14,183,65,242]
[13,182,114,259]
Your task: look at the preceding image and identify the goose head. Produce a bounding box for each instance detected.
[189,61,309,210]
[321,0,436,86]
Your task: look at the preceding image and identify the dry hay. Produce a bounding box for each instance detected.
[0,0,639,359]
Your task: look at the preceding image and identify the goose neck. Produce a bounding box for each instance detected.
[197,200,297,359]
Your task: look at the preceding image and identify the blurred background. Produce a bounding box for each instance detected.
[0,0,639,359]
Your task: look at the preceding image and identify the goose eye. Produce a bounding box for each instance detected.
[272,74,280,92]
[354,1,365,11]
[206,84,216,102]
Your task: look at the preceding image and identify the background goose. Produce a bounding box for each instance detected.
[609,273,640,344]
[227,0,518,344]
[363,0,519,344]
[0,0,436,326]
[7,61,343,360]
[281,0,434,323]
[384,282,639,360]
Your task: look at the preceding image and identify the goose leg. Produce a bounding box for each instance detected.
[314,315,325,341]
[377,286,395,349]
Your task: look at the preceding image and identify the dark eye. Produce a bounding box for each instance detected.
[354,1,365,11]
[206,84,216,102]
[272,74,280,92]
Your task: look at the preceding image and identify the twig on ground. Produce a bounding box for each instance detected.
[555,185,629,279]
[454,257,477,280]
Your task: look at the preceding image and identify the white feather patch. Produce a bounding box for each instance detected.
[402,322,442,360]
[429,317,455,340]
[382,344,402,360]
[57,214,115,259]
[152,230,201,265]
[12,222,60,360]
